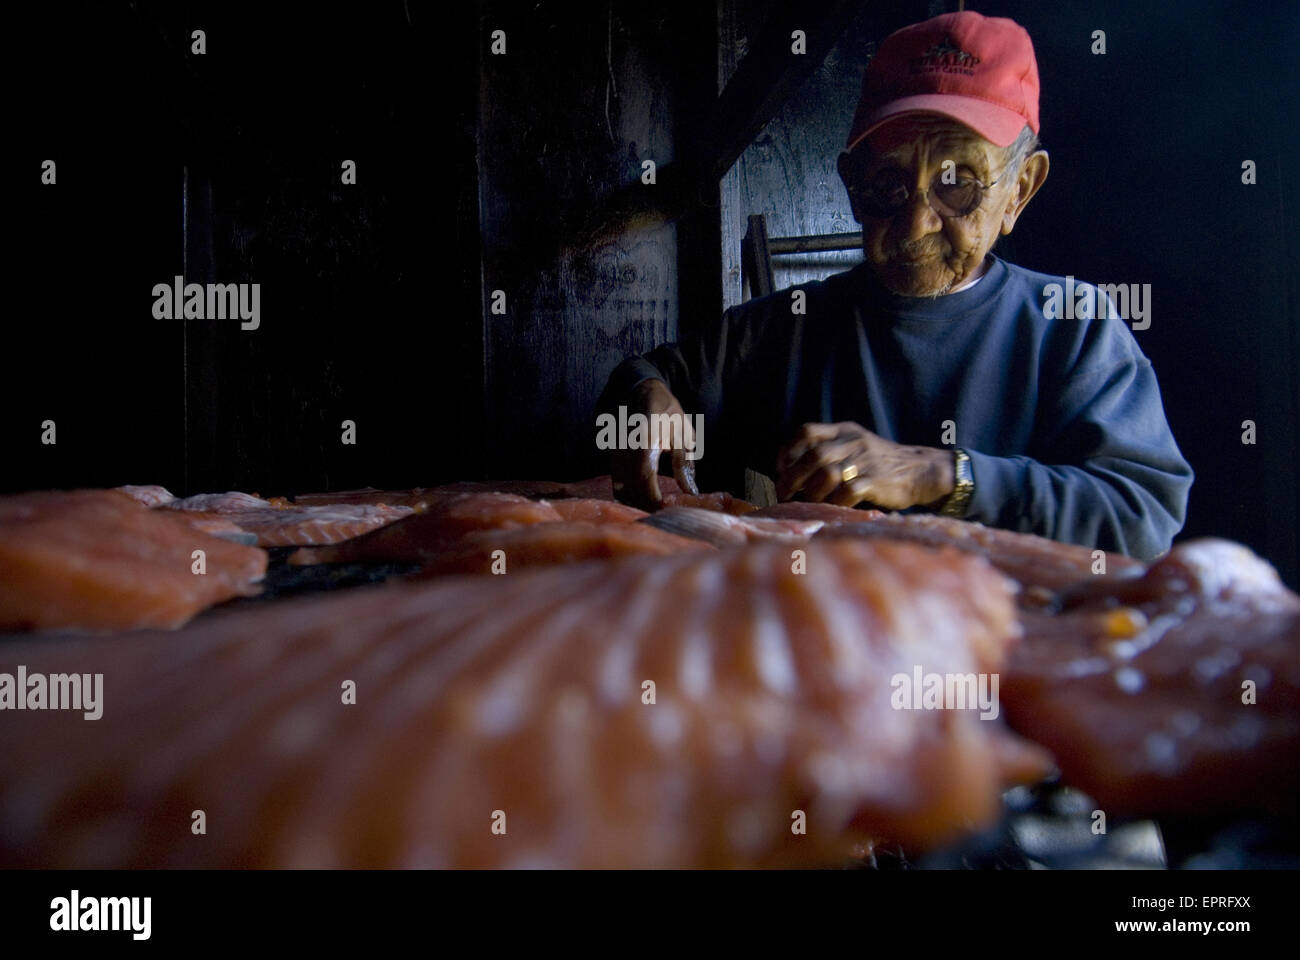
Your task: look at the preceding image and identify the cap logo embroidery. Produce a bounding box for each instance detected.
[911,35,980,75]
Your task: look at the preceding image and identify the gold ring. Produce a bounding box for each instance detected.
[840,463,860,484]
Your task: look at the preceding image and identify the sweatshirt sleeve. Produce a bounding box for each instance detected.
[963,314,1193,561]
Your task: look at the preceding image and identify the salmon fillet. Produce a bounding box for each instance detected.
[292,481,572,509]
[753,502,883,524]
[665,492,758,515]
[424,480,572,500]
[0,540,1047,868]
[288,493,564,565]
[165,492,414,547]
[293,478,755,515]
[1002,539,1300,816]
[543,499,647,524]
[169,513,260,545]
[412,520,713,577]
[789,507,1140,604]
[0,490,267,632]
[559,476,754,512]
[291,487,451,510]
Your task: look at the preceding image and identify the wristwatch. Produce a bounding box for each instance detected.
[939,448,974,518]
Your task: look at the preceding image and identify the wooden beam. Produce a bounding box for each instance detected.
[702,0,863,181]
[561,1,863,252]
[767,231,863,253]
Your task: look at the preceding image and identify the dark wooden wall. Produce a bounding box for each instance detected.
[8,0,484,498]
[475,0,718,481]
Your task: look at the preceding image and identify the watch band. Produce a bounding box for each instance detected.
[939,448,974,518]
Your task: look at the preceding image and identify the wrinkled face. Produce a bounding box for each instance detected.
[838,115,1027,297]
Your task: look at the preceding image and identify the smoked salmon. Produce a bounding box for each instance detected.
[1003,539,1300,816]
[169,513,260,545]
[292,477,755,515]
[291,481,573,509]
[288,493,564,566]
[544,499,647,524]
[421,480,572,501]
[780,506,1140,603]
[565,475,758,514]
[412,521,713,577]
[0,540,1048,868]
[165,492,414,547]
[0,490,266,632]
[292,487,453,510]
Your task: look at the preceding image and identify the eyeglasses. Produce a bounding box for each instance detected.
[847,162,1014,219]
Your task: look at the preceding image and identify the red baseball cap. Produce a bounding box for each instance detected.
[845,10,1040,152]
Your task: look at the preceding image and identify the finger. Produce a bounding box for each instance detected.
[774,442,800,478]
[671,447,699,496]
[650,412,675,452]
[777,445,831,500]
[640,441,665,506]
[777,423,841,473]
[802,463,850,503]
[613,447,663,510]
[777,441,859,501]
[839,474,910,511]
[827,478,873,508]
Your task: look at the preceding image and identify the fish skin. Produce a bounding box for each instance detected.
[113,484,177,508]
[0,539,1046,868]
[165,492,414,547]
[166,491,271,513]
[1003,539,1300,816]
[411,520,713,577]
[640,506,823,548]
[0,490,267,632]
[288,493,564,565]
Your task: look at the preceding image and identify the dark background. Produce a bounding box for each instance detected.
[7,0,1297,585]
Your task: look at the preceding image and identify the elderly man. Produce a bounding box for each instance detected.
[600,10,1192,560]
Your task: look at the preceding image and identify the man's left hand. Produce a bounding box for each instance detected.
[775,421,955,510]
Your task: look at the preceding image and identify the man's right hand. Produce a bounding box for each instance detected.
[611,379,700,510]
